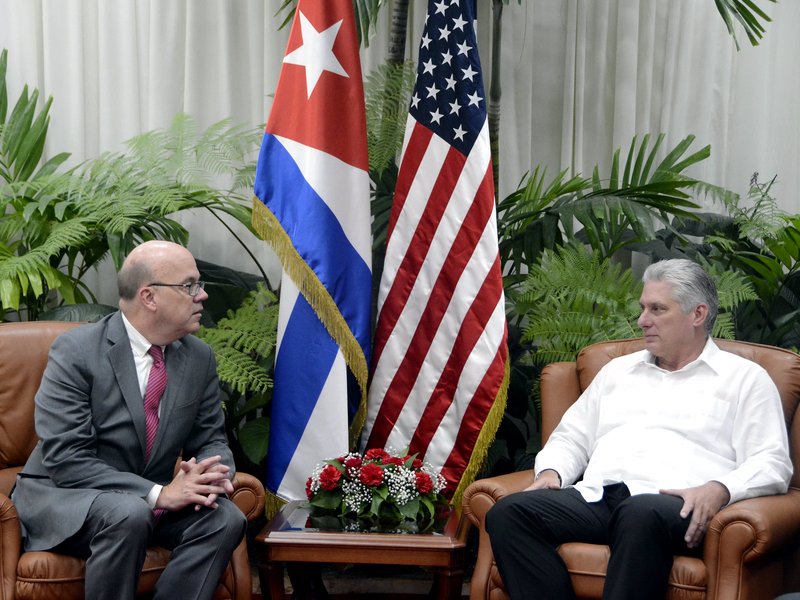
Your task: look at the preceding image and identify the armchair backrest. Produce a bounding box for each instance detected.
[0,321,82,496]
[539,338,800,488]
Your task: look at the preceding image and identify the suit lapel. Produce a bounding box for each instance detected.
[107,313,148,456]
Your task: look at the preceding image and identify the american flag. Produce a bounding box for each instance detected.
[253,0,371,501]
[362,0,509,500]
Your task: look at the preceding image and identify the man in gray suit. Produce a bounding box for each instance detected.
[12,240,247,600]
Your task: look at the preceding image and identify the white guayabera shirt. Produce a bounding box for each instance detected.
[536,339,792,505]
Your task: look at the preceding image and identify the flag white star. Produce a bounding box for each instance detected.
[439,25,451,41]
[283,11,347,98]
[434,0,448,15]
[431,108,444,124]
[445,75,457,91]
[449,99,461,116]
[452,15,468,31]
[462,64,478,82]
[453,125,467,141]
[423,59,435,75]
[457,40,472,57]
[467,90,482,107]
[442,50,454,65]
[411,93,421,109]
[426,84,440,100]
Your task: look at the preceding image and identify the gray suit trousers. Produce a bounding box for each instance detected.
[57,491,247,600]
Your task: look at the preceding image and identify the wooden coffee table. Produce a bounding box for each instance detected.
[255,501,468,599]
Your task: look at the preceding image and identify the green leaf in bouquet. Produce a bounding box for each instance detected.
[309,489,343,511]
[398,497,420,520]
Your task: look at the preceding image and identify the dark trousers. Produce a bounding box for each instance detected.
[56,491,247,600]
[485,483,696,600]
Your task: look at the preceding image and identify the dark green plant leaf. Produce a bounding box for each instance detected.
[238,417,270,464]
[714,0,775,49]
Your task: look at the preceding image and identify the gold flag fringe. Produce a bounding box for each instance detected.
[264,489,288,521]
[450,351,511,511]
[253,198,369,448]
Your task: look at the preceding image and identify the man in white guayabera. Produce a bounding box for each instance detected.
[486,258,792,600]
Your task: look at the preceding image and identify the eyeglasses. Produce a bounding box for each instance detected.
[148,281,206,297]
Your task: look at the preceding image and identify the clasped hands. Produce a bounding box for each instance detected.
[525,471,730,548]
[156,455,234,512]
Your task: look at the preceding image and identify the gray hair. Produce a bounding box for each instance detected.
[117,260,152,301]
[642,259,718,336]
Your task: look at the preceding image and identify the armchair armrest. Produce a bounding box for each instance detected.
[706,488,800,561]
[462,470,533,528]
[462,471,533,600]
[0,492,21,600]
[703,488,800,599]
[230,472,266,523]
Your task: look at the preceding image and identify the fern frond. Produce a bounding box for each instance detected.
[197,285,278,397]
[711,268,758,311]
[364,61,417,173]
[712,313,736,340]
[692,180,740,211]
[516,244,643,364]
[212,346,272,395]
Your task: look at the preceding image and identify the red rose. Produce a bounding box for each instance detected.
[415,472,433,494]
[359,463,385,486]
[411,458,423,469]
[344,456,363,470]
[364,448,391,463]
[385,456,405,466]
[305,477,314,500]
[319,464,342,491]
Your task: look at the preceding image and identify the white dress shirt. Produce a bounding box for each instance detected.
[535,338,792,504]
[120,312,165,507]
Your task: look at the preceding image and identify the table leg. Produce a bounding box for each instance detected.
[258,561,286,600]
[434,567,465,600]
[287,563,330,599]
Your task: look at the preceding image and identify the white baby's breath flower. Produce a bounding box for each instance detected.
[385,464,418,506]
[307,464,324,495]
[341,478,371,512]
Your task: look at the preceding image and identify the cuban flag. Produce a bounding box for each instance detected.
[253,0,371,501]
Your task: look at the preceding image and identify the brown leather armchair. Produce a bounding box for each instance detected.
[0,321,266,599]
[463,338,800,600]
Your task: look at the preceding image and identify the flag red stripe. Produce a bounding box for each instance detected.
[439,335,509,496]
[387,161,493,388]
[385,122,431,243]
[369,142,467,370]
[365,156,489,449]
[371,164,495,442]
[408,254,504,452]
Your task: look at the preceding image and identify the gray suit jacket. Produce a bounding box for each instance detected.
[12,312,234,551]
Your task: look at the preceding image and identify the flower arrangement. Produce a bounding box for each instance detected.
[305,448,449,532]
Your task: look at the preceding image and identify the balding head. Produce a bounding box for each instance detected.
[118,241,193,300]
[117,241,207,345]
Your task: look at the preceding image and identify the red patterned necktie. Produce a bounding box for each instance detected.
[144,345,167,460]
